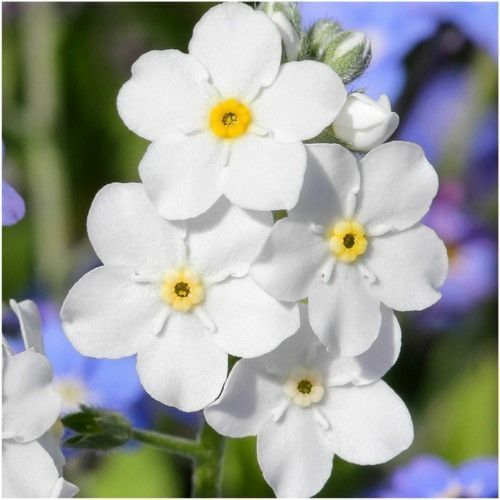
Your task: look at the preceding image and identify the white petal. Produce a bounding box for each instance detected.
[292,144,360,225]
[51,477,79,498]
[322,380,413,465]
[38,431,65,474]
[117,50,212,141]
[139,132,226,220]
[188,3,281,100]
[187,197,272,281]
[309,262,381,357]
[136,313,227,411]
[252,60,346,142]
[224,135,306,211]
[364,224,448,311]
[257,406,334,498]
[9,299,44,354]
[2,440,61,498]
[268,11,300,61]
[356,141,438,234]
[204,359,282,437]
[250,217,329,302]
[87,183,186,271]
[61,266,167,359]
[205,276,299,358]
[317,306,401,386]
[261,303,323,377]
[3,350,61,442]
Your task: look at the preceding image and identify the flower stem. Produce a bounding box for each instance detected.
[130,428,208,460]
[192,422,225,498]
[131,420,225,497]
[20,3,72,298]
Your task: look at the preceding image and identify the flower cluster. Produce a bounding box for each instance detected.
[4,2,448,497]
[2,300,78,497]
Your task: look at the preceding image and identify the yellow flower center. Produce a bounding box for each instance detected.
[209,98,252,139]
[284,367,325,407]
[327,219,367,263]
[161,268,205,312]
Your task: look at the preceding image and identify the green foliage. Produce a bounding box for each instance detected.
[78,447,183,497]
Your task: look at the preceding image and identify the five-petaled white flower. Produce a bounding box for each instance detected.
[205,304,412,498]
[61,183,299,412]
[3,300,78,498]
[117,2,346,220]
[251,142,448,357]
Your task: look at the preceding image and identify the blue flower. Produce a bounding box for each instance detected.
[4,299,151,427]
[418,187,496,329]
[397,69,469,166]
[375,454,498,497]
[298,3,497,100]
[3,297,201,430]
[3,179,25,226]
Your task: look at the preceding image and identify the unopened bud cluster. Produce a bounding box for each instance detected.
[261,4,371,84]
[309,20,372,84]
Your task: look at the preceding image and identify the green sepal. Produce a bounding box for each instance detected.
[62,405,132,451]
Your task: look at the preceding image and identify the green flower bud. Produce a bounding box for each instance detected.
[62,405,132,451]
[308,19,343,59]
[259,2,306,61]
[321,30,372,84]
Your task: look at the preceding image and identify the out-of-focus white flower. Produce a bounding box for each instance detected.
[205,305,412,498]
[61,183,299,412]
[117,2,346,219]
[332,92,399,151]
[251,142,448,357]
[2,300,78,498]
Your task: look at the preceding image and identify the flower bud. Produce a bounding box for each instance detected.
[62,405,132,450]
[321,30,372,84]
[308,19,343,59]
[259,2,303,61]
[332,93,399,152]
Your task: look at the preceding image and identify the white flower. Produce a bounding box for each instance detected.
[332,92,399,151]
[205,304,412,498]
[117,2,346,220]
[61,183,299,412]
[251,142,448,357]
[3,300,78,498]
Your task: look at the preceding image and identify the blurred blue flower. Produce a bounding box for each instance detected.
[397,69,469,166]
[4,297,201,430]
[421,3,498,58]
[298,3,497,100]
[398,66,498,182]
[375,454,498,497]
[419,186,497,329]
[5,299,151,427]
[3,179,25,226]
[468,109,498,201]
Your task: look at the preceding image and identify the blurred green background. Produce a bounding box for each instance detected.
[2,2,498,497]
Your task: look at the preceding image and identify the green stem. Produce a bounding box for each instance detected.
[131,421,225,497]
[192,422,225,498]
[20,3,72,298]
[131,428,208,460]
